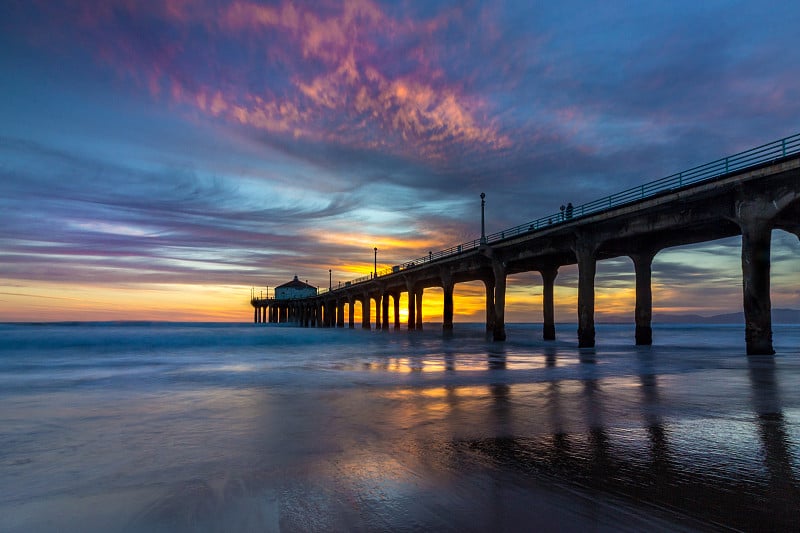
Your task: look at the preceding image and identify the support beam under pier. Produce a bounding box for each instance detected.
[540,267,558,340]
[631,251,657,345]
[740,219,775,355]
[442,276,454,332]
[492,260,507,341]
[484,279,496,333]
[382,293,390,330]
[407,284,416,331]
[348,299,355,329]
[576,238,597,348]
[362,295,371,330]
[415,289,423,331]
[337,300,345,328]
[393,293,400,330]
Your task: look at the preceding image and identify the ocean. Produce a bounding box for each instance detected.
[1,322,798,532]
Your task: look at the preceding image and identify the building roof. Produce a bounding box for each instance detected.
[275,275,316,290]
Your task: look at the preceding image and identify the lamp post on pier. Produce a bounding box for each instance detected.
[329,269,332,290]
[373,247,378,278]
[480,192,487,244]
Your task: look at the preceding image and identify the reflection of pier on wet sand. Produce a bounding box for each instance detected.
[458,349,798,531]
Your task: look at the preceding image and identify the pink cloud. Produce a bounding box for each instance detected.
[25,0,512,161]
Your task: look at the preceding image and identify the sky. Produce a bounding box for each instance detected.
[1,0,798,323]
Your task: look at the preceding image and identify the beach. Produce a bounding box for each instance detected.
[1,322,798,531]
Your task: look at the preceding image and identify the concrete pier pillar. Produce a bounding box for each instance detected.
[407,287,416,331]
[492,261,507,341]
[484,279,496,332]
[540,267,558,340]
[382,293,390,330]
[393,293,401,330]
[442,278,454,332]
[374,294,382,329]
[415,289,423,330]
[348,299,355,328]
[362,295,371,330]
[740,219,775,355]
[631,251,657,345]
[575,239,597,348]
[337,300,345,328]
[254,306,258,323]
[263,306,268,323]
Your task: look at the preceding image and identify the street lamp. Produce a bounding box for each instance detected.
[480,192,486,244]
[329,269,332,290]
[373,247,378,278]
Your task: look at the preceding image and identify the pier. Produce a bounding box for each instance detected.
[252,134,800,355]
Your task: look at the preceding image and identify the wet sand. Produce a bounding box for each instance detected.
[1,323,798,531]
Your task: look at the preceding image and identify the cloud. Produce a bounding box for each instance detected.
[1,0,799,320]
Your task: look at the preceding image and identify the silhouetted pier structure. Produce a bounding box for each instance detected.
[252,134,800,355]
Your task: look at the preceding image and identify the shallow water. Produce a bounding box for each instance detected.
[1,322,798,531]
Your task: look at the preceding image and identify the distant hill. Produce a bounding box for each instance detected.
[653,308,800,324]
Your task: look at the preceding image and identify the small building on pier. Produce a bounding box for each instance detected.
[275,275,317,300]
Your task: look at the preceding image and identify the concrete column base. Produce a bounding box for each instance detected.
[541,267,558,341]
[442,279,454,333]
[492,260,506,342]
[635,325,653,345]
[576,238,597,348]
[406,286,416,330]
[738,201,775,356]
[631,250,657,346]
[484,279,495,332]
[415,289,423,331]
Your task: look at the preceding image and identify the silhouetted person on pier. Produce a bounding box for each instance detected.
[560,205,565,221]
[566,202,574,219]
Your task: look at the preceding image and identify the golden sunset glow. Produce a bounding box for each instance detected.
[0,282,253,322]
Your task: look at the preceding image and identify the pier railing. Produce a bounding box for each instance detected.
[317,132,800,295]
